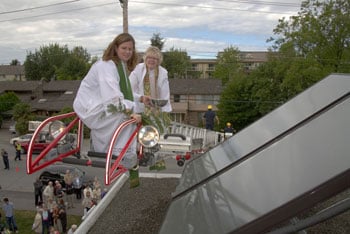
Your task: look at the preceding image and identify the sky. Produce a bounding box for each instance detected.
[0,0,303,65]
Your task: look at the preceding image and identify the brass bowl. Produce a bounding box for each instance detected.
[150,99,168,107]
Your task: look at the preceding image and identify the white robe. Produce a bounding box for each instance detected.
[129,63,172,113]
[73,60,137,168]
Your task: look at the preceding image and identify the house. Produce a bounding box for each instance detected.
[0,79,222,127]
[169,79,222,126]
[0,65,25,81]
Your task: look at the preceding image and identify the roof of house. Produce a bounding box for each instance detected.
[0,65,25,75]
[42,80,81,92]
[0,80,40,93]
[0,78,222,112]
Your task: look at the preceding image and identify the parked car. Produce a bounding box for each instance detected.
[10,133,33,145]
[19,132,76,154]
[39,164,94,190]
[20,140,50,154]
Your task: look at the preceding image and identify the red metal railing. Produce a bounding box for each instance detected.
[26,112,82,174]
[26,112,141,185]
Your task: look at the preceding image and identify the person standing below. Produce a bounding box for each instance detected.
[32,206,43,234]
[203,105,219,130]
[81,190,94,216]
[1,148,10,170]
[73,176,83,200]
[2,197,18,233]
[41,204,51,234]
[129,46,172,114]
[73,33,141,170]
[14,141,21,161]
[43,181,55,204]
[223,122,236,139]
[58,199,67,233]
[52,204,62,233]
[67,224,78,234]
[64,169,74,208]
[34,177,44,206]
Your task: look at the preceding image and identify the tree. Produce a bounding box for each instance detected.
[24,43,91,81]
[268,0,350,73]
[218,76,260,131]
[0,92,20,128]
[0,92,20,115]
[162,47,190,78]
[24,43,69,81]
[218,0,350,131]
[10,59,20,65]
[218,49,326,131]
[213,46,243,85]
[12,103,34,135]
[56,46,91,80]
[150,33,165,51]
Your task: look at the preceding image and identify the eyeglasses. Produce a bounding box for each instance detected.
[147,57,159,60]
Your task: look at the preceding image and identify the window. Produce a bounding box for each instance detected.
[173,94,180,103]
[170,113,185,123]
[195,95,220,104]
[208,64,215,71]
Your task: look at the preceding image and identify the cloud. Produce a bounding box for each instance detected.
[0,0,302,64]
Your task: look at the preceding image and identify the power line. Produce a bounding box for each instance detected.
[132,0,297,14]
[214,0,300,7]
[0,0,300,23]
[0,2,116,23]
[0,0,80,15]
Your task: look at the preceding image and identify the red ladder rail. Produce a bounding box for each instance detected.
[105,119,142,185]
[26,112,83,174]
[26,112,142,186]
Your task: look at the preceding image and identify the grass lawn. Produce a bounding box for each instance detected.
[0,210,82,234]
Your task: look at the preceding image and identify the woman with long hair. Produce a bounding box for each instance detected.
[73,33,141,169]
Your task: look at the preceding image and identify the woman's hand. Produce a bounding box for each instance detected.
[140,95,152,106]
[130,113,142,123]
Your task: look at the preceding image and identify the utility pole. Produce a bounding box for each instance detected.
[119,0,128,33]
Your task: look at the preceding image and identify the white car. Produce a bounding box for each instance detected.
[10,133,33,145]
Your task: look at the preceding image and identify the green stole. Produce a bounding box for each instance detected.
[117,62,134,101]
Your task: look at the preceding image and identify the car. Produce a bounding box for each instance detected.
[10,133,33,145]
[20,140,50,154]
[39,164,94,190]
[19,132,76,154]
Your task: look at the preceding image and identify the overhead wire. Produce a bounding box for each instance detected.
[0,2,116,23]
[0,0,301,23]
[0,0,80,15]
[214,0,300,7]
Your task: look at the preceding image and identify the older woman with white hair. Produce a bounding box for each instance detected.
[129,46,172,114]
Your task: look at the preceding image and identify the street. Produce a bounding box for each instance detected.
[0,121,183,216]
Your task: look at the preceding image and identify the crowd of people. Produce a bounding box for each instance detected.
[30,172,107,234]
[1,171,107,233]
